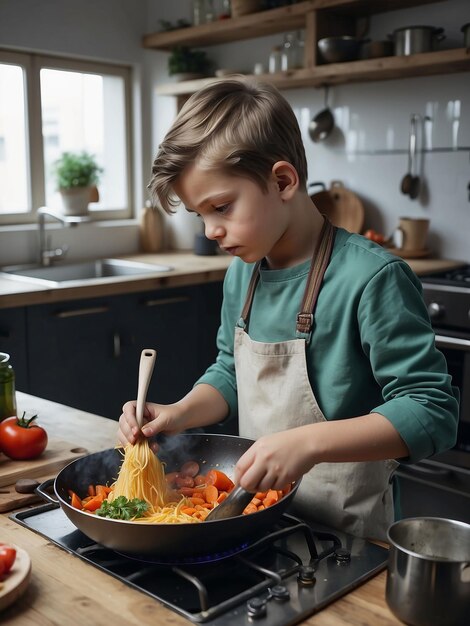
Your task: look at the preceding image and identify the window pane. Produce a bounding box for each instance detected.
[40,68,128,211]
[0,64,29,214]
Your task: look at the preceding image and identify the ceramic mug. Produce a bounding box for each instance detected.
[394,217,429,251]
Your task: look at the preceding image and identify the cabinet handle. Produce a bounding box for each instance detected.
[54,306,109,319]
[143,296,190,307]
[113,332,121,358]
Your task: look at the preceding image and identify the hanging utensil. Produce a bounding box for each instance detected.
[401,114,421,199]
[309,86,334,143]
[135,349,156,430]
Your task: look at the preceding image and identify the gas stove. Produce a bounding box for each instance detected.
[12,504,388,625]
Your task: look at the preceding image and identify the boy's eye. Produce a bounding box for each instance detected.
[214,203,231,215]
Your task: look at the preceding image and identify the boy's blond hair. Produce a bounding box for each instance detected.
[149,78,308,213]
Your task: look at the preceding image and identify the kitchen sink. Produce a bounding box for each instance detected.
[0,258,172,286]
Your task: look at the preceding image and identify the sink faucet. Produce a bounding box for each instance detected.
[37,207,90,266]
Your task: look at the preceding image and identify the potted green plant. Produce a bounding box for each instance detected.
[168,46,213,81]
[53,151,103,215]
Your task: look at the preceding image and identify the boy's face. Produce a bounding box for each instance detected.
[173,163,291,264]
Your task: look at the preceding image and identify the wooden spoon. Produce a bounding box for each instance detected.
[135,349,156,429]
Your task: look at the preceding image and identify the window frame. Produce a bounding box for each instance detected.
[0,49,133,225]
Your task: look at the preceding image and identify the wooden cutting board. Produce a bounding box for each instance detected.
[0,472,54,513]
[0,438,88,488]
[310,181,365,233]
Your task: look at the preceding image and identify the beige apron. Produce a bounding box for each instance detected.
[234,219,397,540]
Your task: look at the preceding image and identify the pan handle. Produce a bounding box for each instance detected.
[35,478,60,506]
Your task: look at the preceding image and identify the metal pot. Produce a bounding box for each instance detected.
[36,433,300,558]
[386,517,470,626]
[462,23,470,48]
[391,26,445,56]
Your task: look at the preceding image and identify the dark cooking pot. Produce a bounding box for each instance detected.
[386,517,470,626]
[36,433,300,558]
[317,36,367,63]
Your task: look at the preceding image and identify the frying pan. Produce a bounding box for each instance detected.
[36,433,300,558]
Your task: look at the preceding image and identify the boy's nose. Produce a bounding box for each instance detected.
[205,220,225,240]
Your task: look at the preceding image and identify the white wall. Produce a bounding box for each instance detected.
[0,0,469,264]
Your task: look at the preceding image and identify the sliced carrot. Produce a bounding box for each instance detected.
[255,491,267,500]
[257,505,265,511]
[70,491,83,510]
[190,497,206,507]
[263,489,279,507]
[281,483,292,494]
[96,484,111,497]
[82,494,104,512]
[206,469,234,492]
[87,484,96,497]
[251,497,262,506]
[243,503,258,515]
[181,506,197,516]
[204,484,219,504]
[216,491,228,504]
[194,474,207,486]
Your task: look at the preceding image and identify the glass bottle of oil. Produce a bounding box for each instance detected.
[0,352,16,421]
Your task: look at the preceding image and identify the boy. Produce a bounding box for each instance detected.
[118,79,458,539]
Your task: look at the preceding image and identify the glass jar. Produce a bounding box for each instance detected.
[205,0,216,22]
[0,352,16,421]
[269,46,283,74]
[281,32,302,70]
[192,0,205,26]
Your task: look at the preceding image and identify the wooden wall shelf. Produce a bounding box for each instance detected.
[143,1,439,51]
[155,48,470,95]
[146,0,465,97]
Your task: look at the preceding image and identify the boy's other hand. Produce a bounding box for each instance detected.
[233,428,314,493]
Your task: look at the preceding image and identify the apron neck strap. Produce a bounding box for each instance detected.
[238,260,262,329]
[237,218,336,336]
[296,218,336,340]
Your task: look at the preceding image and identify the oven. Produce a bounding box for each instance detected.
[395,265,470,523]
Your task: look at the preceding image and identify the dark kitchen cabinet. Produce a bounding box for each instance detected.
[0,307,28,392]
[122,286,201,405]
[27,296,122,419]
[25,281,225,421]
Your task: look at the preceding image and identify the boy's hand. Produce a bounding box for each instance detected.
[117,400,186,446]
[233,428,314,493]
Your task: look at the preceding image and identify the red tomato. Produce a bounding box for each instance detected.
[0,544,16,573]
[0,412,48,460]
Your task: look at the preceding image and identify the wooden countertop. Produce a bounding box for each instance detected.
[0,250,466,310]
[0,392,403,625]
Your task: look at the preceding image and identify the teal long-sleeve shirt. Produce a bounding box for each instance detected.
[197,228,459,463]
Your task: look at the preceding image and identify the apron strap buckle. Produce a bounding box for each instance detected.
[296,312,313,337]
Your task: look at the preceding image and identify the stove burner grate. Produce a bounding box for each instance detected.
[11,505,389,626]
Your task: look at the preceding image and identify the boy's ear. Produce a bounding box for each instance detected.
[272,161,299,199]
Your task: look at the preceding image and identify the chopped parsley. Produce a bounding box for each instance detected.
[96,496,149,520]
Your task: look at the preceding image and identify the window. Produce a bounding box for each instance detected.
[0,51,132,225]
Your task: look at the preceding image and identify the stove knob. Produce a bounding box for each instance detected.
[428,301,445,320]
[271,584,290,601]
[246,597,267,619]
[298,565,316,586]
[334,548,351,564]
